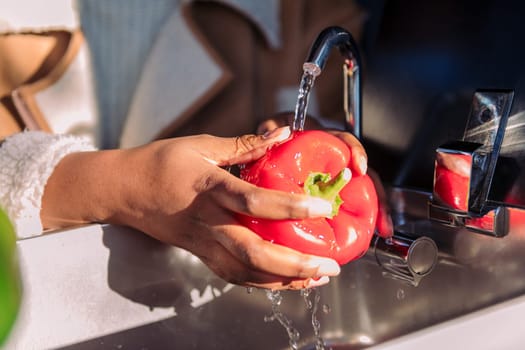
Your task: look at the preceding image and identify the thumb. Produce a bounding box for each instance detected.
[205,126,291,166]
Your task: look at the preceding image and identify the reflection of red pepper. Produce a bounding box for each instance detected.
[433,154,471,211]
[238,130,378,265]
[435,154,525,233]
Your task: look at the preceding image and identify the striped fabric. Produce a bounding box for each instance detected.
[76,0,179,148]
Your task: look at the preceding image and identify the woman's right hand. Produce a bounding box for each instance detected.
[41,127,341,290]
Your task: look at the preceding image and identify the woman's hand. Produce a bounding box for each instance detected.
[257,114,394,238]
[41,127,341,290]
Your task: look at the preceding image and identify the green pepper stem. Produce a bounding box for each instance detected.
[304,168,351,217]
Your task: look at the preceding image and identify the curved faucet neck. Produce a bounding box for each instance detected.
[304,26,362,139]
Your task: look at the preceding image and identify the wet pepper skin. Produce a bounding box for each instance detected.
[238,130,378,265]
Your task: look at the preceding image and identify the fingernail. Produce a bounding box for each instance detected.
[307,257,340,276]
[358,155,368,175]
[302,197,333,217]
[263,126,291,142]
[306,276,330,288]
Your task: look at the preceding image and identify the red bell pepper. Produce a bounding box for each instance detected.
[237,130,378,265]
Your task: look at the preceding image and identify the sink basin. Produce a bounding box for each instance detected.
[6,188,525,349]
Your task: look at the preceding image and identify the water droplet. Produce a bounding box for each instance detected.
[322,304,331,314]
[264,290,300,349]
[263,315,274,323]
[246,287,254,294]
[396,288,406,300]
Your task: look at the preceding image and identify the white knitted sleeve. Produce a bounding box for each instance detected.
[0,131,96,239]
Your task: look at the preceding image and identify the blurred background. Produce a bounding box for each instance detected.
[359,0,525,195]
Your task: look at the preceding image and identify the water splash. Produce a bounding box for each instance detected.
[301,288,326,350]
[396,288,406,300]
[265,290,301,350]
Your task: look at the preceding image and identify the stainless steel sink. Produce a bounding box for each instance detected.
[6,187,525,350]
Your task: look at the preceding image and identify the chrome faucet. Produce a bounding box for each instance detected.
[303,26,362,138]
[301,27,525,287]
[302,27,437,286]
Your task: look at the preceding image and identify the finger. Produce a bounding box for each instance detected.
[252,276,331,290]
[368,168,394,237]
[205,213,340,279]
[199,240,331,290]
[204,167,333,219]
[376,206,394,238]
[328,130,368,176]
[258,114,330,137]
[198,127,291,166]
[256,118,287,135]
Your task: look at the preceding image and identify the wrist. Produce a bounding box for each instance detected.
[41,148,130,229]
